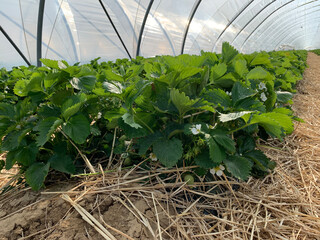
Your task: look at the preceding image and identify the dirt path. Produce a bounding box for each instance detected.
[0,53,320,240]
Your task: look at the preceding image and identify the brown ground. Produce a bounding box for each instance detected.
[0,52,320,240]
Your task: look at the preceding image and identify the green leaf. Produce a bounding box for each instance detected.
[122,113,142,129]
[123,79,150,108]
[246,112,294,139]
[195,149,216,168]
[104,69,124,82]
[178,67,202,80]
[104,108,127,122]
[273,107,293,115]
[223,155,252,180]
[213,72,237,88]
[233,59,248,78]
[211,130,236,153]
[219,111,252,122]
[234,98,265,112]
[118,118,147,138]
[138,131,162,155]
[49,153,75,174]
[201,89,231,110]
[250,52,271,66]
[170,88,198,116]
[35,117,63,146]
[237,135,256,154]
[1,130,27,151]
[44,72,59,89]
[231,82,256,105]
[0,103,15,119]
[15,143,38,167]
[40,59,59,69]
[275,67,287,76]
[50,90,73,106]
[124,64,144,80]
[70,76,96,91]
[259,112,294,134]
[10,69,25,78]
[244,150,270,172]
[221,42,239,63]
[38,105,60,118]
[13,79,29,97]
[58,60,68,69]
[103,81,123,94]
[25,162,50,191]
[211,63,227,81]
[24,74,43,93]
[198,104,216,113]
[207,137,226,164]
[0,118,12,138]
[246,67,269,80]
[41,59,68,69]
[265,82,277,111]
[62,114,90,144]
[90,125,101,136]
[5,150,18,170]
[61,93,87,120]
[276,91,293,103]
[153,137,183,167]
[0,160,4,171]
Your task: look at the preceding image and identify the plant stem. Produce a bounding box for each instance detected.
[183,110,207,119]
[60,130,96,173]
[168,129,184,139]
[133,111,154,133]
[228,123,252,134]
[107,127,117,169]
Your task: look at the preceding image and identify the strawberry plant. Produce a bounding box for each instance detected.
[0,43,307,190]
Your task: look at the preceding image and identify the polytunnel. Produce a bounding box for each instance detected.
[0,0,319,69]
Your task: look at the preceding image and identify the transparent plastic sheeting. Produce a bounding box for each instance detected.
[1,0,320,69]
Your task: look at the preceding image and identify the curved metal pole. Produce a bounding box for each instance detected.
[44,0,79,62]
[60,3,79,62]
[1,10,66,60]
[37,0,45,66]
[231,0,276,45]
[69,5,127,57]
[99,0,132,59]
[0,25,31,66]
[136,0,154,57]
[181,0,202,55]
[253,2,319,50]
[133,0,175,55]
[212,0,254,51]
[240,0,295,49]
[272,12,320,50]
[258,4,320,48]
[275,21,320,50]
[287,28,320,50]
[112,1,137,42]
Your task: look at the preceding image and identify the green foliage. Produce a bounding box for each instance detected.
[153,138,183,167]
[224,155,252,180]
[62,114,91,144]
[0,45,307,190]
[25,162,50,191]
[310,49,320,56]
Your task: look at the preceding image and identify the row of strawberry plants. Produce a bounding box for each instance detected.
[310,49,320,56]
[0,43,307,190]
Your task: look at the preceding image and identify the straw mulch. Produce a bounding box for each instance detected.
[1,53,320,240]
[0,154,19,190]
